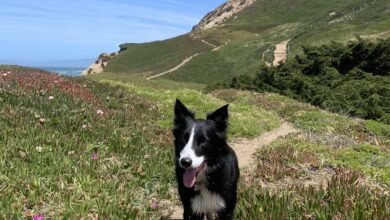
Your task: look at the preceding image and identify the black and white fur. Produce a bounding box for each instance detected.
[173,99,239,220]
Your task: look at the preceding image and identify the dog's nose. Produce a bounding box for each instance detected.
[180,157,192,168]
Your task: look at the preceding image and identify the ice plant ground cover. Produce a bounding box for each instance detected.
[0,67,173,218]
[0,66,389,218]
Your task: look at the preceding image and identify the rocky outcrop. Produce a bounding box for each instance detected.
[193,0,256,31]
[81,53,116,75]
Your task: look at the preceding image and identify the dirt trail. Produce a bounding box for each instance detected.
[200,39,218,48]
[165,122,297,219]
[354,30,390,40]
[231,122,297,168]
[272,39,290,66]
[147,37,227,80]
[146,54,200,80]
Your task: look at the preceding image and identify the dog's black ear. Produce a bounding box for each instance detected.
[207,104,229,131]
[174,99,194,125]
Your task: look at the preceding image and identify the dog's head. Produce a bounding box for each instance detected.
[173,99,229,188]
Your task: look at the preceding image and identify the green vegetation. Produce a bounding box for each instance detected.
[235,134,389,219]
[104,0,390,85]
[104,35,211,74]
[0,69,176,218]
[90,72,205,91]
[213,89,390,218]
[215,38,390,124]
[213,89,390,182]
[98,79,280,138]
[0,65,47,73]
[3,0,390,217]
[238,167,389,219]
[162,40,270,84]
[1,66,389,218]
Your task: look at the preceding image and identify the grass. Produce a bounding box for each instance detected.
[1,67,389,218]
[237,168,389,219]
[213,89,390,184]
[0,70,174,218]
[253,138,321,182]
[102,0,390,85]
[97,79,280,138]
[236,134,389,219]
[104,35,211,74]
[162,40,270,84]
[89,72,205,91]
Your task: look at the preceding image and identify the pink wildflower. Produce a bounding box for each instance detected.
[33,215,44,220]
[91,153,98,160]
[150,198,158,210]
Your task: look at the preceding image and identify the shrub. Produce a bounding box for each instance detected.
[213,38,390,124]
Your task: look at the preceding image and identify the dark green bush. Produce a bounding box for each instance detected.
[213,38,390,123]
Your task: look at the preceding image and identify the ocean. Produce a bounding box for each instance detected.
[39,67,85,76]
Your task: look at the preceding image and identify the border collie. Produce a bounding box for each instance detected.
[173,99,239,220]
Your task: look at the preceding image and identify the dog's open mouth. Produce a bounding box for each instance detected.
[183,162,206,188]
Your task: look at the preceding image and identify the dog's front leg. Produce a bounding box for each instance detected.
[217,210,234,220]
[183,205,204,220]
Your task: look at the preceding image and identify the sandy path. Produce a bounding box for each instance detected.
[165,122,297,219]
[200,39,218,48]
[272,39,290,66]
[146,54,200,80]
[199,39,225,51]
[231,122,297,169]
[147,37,226,80]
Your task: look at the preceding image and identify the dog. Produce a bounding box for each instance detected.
[173,99,239,220]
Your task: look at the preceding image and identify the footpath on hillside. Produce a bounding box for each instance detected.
[272,39,290,66]
[165,122,297,219]
[147,38,225,80]
[146,54,200,80]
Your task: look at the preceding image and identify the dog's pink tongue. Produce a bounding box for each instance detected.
[183,169,197,188]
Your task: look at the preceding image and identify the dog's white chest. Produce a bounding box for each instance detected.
[191,185,226,215]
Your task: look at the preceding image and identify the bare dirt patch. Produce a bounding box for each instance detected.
[272,39,290,66]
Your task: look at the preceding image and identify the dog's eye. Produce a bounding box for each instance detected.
[197,136,206,145]
[183,133,190,142]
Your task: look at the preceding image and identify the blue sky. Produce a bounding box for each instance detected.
[0,0,225,65]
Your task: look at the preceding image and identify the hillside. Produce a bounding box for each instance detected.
[90,0,390,85]
[1,66,389,218]
[214,38,390,124]
[2,0,390,217]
